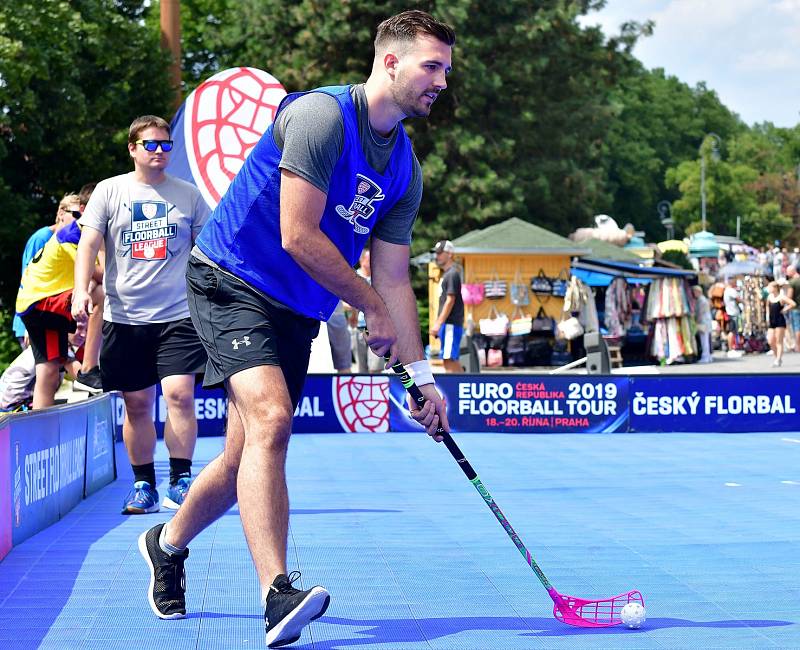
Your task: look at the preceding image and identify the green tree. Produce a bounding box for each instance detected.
[0,0,172,314]
[605,67,743,241]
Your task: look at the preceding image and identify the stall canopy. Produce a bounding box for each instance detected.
[572,258,696,287]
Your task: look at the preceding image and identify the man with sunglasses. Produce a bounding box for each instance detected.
[72,115,210,515]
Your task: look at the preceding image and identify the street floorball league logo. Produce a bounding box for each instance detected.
[121,201,176,260]
[184,67,287,208]
[335,174,385,234]
[333,376,390,432]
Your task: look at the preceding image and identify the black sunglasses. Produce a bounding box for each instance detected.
[135,139,174,153]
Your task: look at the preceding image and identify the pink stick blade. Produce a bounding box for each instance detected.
[550,589,644,628]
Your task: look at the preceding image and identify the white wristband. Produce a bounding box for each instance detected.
[406,359,434,386]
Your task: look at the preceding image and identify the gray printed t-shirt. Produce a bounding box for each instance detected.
[272,84,423,245]
[81,172,210,324]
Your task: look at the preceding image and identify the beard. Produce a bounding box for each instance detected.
[390,71,435,118]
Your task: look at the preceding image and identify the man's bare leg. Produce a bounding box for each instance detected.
[226,365,294,598]
[164,400,243,547]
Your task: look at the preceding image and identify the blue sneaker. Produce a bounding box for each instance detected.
[163,477,192,510]
[122,481,160,515]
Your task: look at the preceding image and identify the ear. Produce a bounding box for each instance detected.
[383,52,399,80]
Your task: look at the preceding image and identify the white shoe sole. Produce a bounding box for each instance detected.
[162,497,182,510]
[72,380,103,394]
[266,587,330,647]
[138,529,186,620]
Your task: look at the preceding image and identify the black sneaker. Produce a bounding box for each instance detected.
[138,523,189,619]
[74,367,103,393]
[265,572,330,647]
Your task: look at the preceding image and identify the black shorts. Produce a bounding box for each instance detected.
[100,318,207,392]
[186,257,320,409]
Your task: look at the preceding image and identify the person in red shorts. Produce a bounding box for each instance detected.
[15,194,104,408]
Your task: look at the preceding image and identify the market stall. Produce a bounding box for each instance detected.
[428,217,588,367]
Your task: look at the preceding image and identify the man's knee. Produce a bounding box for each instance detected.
[162,386,195,415]
[124,391,155,418]
[242,403,293,451]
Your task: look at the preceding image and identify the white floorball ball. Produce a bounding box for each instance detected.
[620,602,646,628]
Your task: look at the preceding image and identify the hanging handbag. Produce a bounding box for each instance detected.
[486,348,504,367]
[478,305,509,336]
[484,272,507,299]
[461,283,484,306]
[530,269,553,295]
[509,268,530,306]
[509,306,533,336]
[551,269,570,297]
[557,316,584,340]
[531,306,555,333]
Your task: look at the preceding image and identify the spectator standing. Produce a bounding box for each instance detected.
[12,199,74,346]
[766,280,795,367]
[348,248,384,373]
[773,247,785,281]
[72,115,210,515]
[723,277,742,355]
[693,285,713,363]
[15,196,102,408]
[785,265,800,352]
[429,239,464,373]
[326,301,352,372]
[72,182,104,393]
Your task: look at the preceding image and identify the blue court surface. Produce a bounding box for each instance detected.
[2,431,800,649]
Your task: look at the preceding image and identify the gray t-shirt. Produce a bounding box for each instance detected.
[81,172,210,324]
[272,84,422,244]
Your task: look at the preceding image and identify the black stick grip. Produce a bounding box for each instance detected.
[388,360,477,480]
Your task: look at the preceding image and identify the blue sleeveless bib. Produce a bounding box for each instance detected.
[195,85,413,320]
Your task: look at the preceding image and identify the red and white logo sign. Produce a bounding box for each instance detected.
[332,376,390,432]
[184,67,287,208]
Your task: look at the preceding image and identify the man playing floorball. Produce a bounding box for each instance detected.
[138,10,455,648]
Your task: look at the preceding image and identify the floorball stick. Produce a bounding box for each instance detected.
[390,360,643,627]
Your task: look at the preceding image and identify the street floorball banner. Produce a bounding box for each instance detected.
[390,375,630,433]
[629,375,800,432]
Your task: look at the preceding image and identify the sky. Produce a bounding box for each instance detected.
[578,0,800,127]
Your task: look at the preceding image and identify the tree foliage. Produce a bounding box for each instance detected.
[0,0,173,311]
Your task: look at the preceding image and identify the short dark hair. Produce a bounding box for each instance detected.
[128,115,170,145]
[375,10,456,52]
[78,182,96,207]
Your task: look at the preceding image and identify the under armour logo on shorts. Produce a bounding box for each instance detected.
[231,336,251,350]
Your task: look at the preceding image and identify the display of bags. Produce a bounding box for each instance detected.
[525,339,552,366]
[531,306,555,333]
[510,269,530,306]
[478,305,509,336]
[530,269,553,295]
[557,316,584,340]
[551,269,570,297]
[461,283,484,306]
[484,273,507,299]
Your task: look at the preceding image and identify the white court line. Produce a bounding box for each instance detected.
[724,482,741,487]
[781,438,800,443]
[781,480,800,485]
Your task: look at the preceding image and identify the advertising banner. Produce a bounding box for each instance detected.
[629,375,800,432]
[85,396,116,497]
[293,375,390,433]
[0,422,10,561]
[112,375,393,437]
[390,375,629,433]
[10,412,60,545]
[56,407,87,517]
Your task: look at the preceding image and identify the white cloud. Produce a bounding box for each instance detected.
[580,0,800,126]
